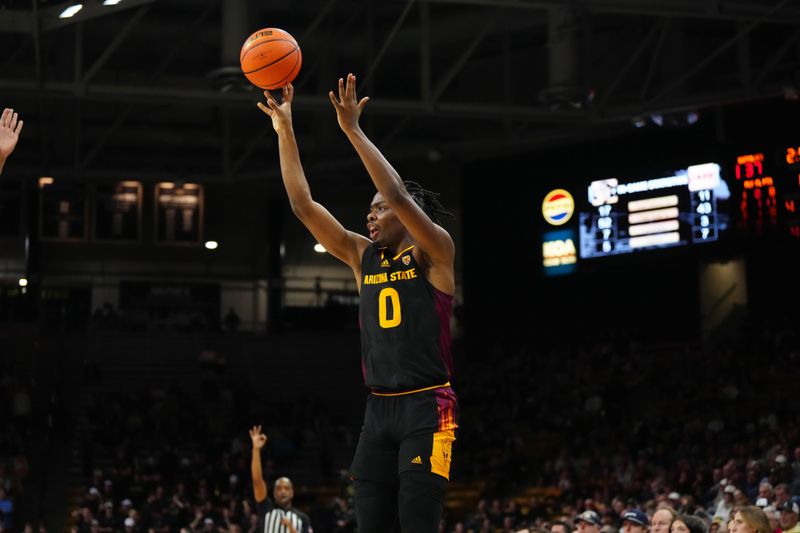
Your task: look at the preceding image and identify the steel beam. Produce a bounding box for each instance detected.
[409,0,800,24]
[431,7,505,101]
[647,0,793,105]
[362,0,418,88]
[599,21,661,107]
[80,6,151,86]
[0,79,588,122]
[0,77,790,125]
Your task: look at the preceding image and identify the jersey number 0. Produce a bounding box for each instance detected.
[378,287,401,328]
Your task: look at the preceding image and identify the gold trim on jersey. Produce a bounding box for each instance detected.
[378,245,416,263]
[370,381,450,397]
[393,245,415,261]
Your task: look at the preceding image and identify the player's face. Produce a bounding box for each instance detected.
[367,192,402,245]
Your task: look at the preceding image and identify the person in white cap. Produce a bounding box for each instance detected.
[668,493,682,513]
[714,485,737,523]
[576,510,603,533]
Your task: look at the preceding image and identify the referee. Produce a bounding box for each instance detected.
[249,425,313,533]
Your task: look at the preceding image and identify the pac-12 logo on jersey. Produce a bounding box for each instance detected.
[402,255,411,266]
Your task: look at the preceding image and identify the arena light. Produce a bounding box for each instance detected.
[314,243,326,253]
[18,278,28,287]
[102,0,123,4]
[204,240,218,250]
[58,4,83,18]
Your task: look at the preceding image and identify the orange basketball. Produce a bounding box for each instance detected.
[240,27,302,90]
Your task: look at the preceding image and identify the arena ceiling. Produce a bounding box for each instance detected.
[1,0,800,184]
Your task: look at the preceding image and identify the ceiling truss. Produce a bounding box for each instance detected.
[0,0,797,182]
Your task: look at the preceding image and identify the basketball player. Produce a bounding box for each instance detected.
[0,108,23,176]
[249,425,312,533]
[257,74,458,533]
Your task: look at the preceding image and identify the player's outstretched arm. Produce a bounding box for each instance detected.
[257,85,368,273]
[0,108,23,176]
[329,74,454,274]
[249,425,269,503]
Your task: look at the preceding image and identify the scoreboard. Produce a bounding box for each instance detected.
[735,149,800,240]
[578,162,729,259]
[541,144,800,275]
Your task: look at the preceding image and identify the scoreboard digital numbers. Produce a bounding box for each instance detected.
[735,149,800,240]
[578,162,730,259]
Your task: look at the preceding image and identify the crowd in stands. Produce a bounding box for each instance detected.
[0,364,32,532]
[65,349,358,533]
[62,311,800,532]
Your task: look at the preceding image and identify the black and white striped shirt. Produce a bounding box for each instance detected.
[256,499,312,533]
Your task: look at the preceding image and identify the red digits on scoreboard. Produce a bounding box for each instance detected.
[786,147,799,165]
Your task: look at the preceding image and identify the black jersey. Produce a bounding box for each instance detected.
[359,243,454,392]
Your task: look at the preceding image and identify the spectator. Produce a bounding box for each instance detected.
[762,507,781,533]
[0,488,13,531]
[622,509,650,533]
[577,510,603,533]
[653,506,680,533]
[774,486,792,511]
[669,494,682,511]
[729,506,771,533]
[552,520,573,533]
[715,486,737,523]
[671,515,708,533]
[791,449,800,483]
[735,490,751,509]
[759,484,775,506]
[223,308,241,333]
[778,501,800,533]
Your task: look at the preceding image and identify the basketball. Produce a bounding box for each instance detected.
[240,28,302,90]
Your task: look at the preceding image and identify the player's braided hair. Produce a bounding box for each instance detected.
[403,180,455,225]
